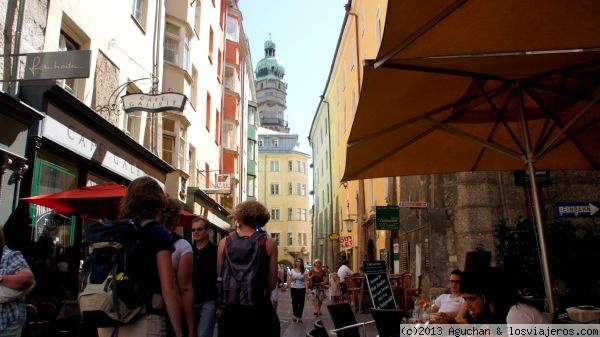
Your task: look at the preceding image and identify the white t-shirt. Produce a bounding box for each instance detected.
[337,264,353,282]
[434,293,464,313]
[289,269,307,289]
[171,238,193,274]
[507,302,552,324]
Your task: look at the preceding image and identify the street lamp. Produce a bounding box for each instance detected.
[343,217,355,232]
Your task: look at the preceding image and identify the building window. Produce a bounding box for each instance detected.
[223,119,237,150]
[194,1,201,35]
[248,140,255,160]
[301,184,306,196]
[58,32,80,94]
[164,22,191,72]
[296,208,301,221]
[272,138,279,148]
[270,161,279,172]
[271,208,280,221]
[301,209,307,221]
[270,183,279,195]
[204,163,210,188]
[296,183,301,195]
[206,93,211,130]
[288,160,293,171]
[248,107,256,126]
[288,182,293,195]
[287,208,292,221]
[302,233,307,246]
[178,125,187,171]
[271,233,280,245]
[191,67,198,108]
[224,65,239,93]
[208,26,214,63]
[287,232,292,246]
[297,233,302,246]
[164,23,180,66]
[131,0,146,26]
[215,109,220,145]
[258,139,263,147]
[247,176,255,197]
[226,16,239,42]
[162,118,176,165]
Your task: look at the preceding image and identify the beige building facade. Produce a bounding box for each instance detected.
[257,129,311,267]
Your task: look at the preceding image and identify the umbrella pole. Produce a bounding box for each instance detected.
[526,161,555,314]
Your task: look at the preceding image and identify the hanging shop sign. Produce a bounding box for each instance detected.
[340,236,353,249]
[375,206,400,230]
[23,50,91,81]
[122,93,187,113]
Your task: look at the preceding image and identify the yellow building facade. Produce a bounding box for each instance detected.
[258,128,312,268]
[310,0,390,272]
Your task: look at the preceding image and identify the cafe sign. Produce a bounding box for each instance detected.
[375,206,400,230]
[122,93,187,113]
[23,50,91,80]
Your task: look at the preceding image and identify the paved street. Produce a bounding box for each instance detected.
[275,289,378,337]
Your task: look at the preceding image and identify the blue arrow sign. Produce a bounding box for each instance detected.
[555,202,600,217]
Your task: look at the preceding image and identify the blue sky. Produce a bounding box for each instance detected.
[239,0,348,152]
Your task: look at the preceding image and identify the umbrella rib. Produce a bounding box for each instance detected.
[473,79,528,156]
[535,93,600,164]
[348,82,510,148]
[380,62,508,82]
[521,75,572,155]
[374,0,468,69]
[424,116,523,162]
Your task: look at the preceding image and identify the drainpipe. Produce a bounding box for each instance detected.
[151,0,163,155]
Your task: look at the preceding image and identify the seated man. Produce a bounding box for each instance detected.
[336,260,353,303]
[429,269,463,323]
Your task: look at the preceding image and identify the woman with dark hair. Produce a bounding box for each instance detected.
[288,257,308,322]
[98,176,184,337]
[0,229,35,337]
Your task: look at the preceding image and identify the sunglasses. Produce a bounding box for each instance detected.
[191,227,207,233]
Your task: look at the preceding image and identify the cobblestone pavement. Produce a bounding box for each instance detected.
[275,289,378,337]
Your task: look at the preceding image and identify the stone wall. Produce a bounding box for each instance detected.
[397,170,600,297]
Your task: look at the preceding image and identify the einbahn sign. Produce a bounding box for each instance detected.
[555,202,600,217]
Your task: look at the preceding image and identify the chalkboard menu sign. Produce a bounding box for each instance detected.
[363,261,396,309]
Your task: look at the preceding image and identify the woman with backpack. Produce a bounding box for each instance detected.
[216,201,279,337]
[96,176,184,337]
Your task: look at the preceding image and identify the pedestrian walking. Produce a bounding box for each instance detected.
[307,259,328,316]
[287,257,308,322]
[97,176,184,337]
[216,201,279,337]
[161,198,197,337]
[191,216,218,337]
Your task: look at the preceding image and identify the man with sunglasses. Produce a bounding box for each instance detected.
[429,269,464,323]
[191,217,218,337]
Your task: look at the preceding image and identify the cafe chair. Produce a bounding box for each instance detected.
[370,308,405,337]
[327,302,374,337]
[307,327,320,337]
[314,319,330,337]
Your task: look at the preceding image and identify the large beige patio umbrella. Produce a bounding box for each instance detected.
[343,0,600,314]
